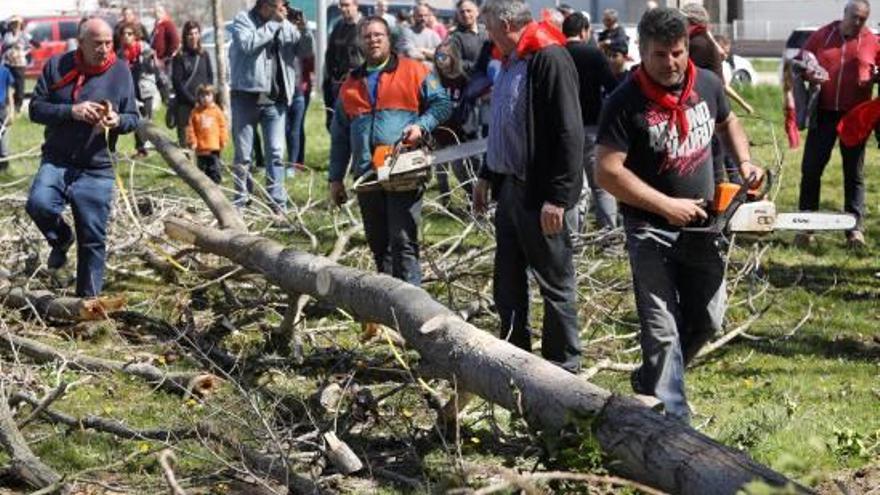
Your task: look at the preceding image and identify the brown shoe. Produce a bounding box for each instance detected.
[793,231,815,248]
[846,230,866,249]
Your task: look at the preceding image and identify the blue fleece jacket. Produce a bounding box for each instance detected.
[30,51,140,170]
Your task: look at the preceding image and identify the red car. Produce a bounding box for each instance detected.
[21,16,81,78]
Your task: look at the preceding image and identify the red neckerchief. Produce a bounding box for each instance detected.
[515,20,566,59]
[122,41,142,67]
[688,23,708,38]
[51,49,118,101]
[633,59,698,143]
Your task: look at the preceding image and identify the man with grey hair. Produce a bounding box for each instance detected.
[599,8,628,49]
[26,18,139,297]
[794,0,877,248]
[473,0,584,373]
[229,0,313,212]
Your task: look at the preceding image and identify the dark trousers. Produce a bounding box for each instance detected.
[323,80,343,131]
[626,227,726,422]
[493,178,581,373]
[197,152,222,184]
[175,102,194,147]
[357,188,423,286]
[26,163,115,297]
[10,66,24,112]
[799,109,866,231]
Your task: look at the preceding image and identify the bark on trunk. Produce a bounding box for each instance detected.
[162,218,811,495]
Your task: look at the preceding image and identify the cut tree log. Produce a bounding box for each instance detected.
[1,285,126,321]
[0,332,213,397]
[162,218,812,495]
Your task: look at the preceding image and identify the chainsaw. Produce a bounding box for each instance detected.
[353,137,487,193]
[684,173,856,234]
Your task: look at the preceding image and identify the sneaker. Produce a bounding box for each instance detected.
[846,230,866,249]
[793,231,815,248]
[47,239,73,270]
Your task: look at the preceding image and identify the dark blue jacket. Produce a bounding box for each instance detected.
[30,51,139,170]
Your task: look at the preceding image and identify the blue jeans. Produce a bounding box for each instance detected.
[286,91,309,165]
[493,177,581,373]
[26,162,115,297]
[626,224,726,422]
[356,188,423,286]
[231,93,288,210]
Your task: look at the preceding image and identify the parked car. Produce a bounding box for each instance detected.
[19,16,80,78]
[724,54,757,86]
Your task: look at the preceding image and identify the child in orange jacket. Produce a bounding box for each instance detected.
[186,84,227,183]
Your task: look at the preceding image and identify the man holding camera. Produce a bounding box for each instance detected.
[229,0,313,212]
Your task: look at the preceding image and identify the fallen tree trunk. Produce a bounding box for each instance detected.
[0,332,212,397]
[163,218,810,495]
[140,124,810,494]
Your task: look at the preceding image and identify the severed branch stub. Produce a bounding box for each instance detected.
[322,431,363,475]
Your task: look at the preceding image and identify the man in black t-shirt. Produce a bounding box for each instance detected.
[595,8,763,423]
[563,12,620,231]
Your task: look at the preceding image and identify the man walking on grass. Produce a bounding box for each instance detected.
[596,7,763,422]
[26,18,139,297]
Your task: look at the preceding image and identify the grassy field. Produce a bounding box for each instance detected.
[0,83,878,493]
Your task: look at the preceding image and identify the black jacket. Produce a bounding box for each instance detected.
[480,45,584,209]
[448,25,488,76]
[565,40,618,127]
[324,21,362,85]
[171,49,214,107]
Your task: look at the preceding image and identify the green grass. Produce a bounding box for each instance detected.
[750,58,782,74]
[1,85,879,490]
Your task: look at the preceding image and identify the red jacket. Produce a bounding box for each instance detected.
[801,21,880,112]
[151,18,181,62]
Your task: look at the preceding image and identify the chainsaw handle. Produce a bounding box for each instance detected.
[746,169,772,200]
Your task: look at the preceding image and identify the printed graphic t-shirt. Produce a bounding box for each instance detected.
[597,67,730,227]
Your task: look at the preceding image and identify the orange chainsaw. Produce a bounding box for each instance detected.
[684,173,856,234]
